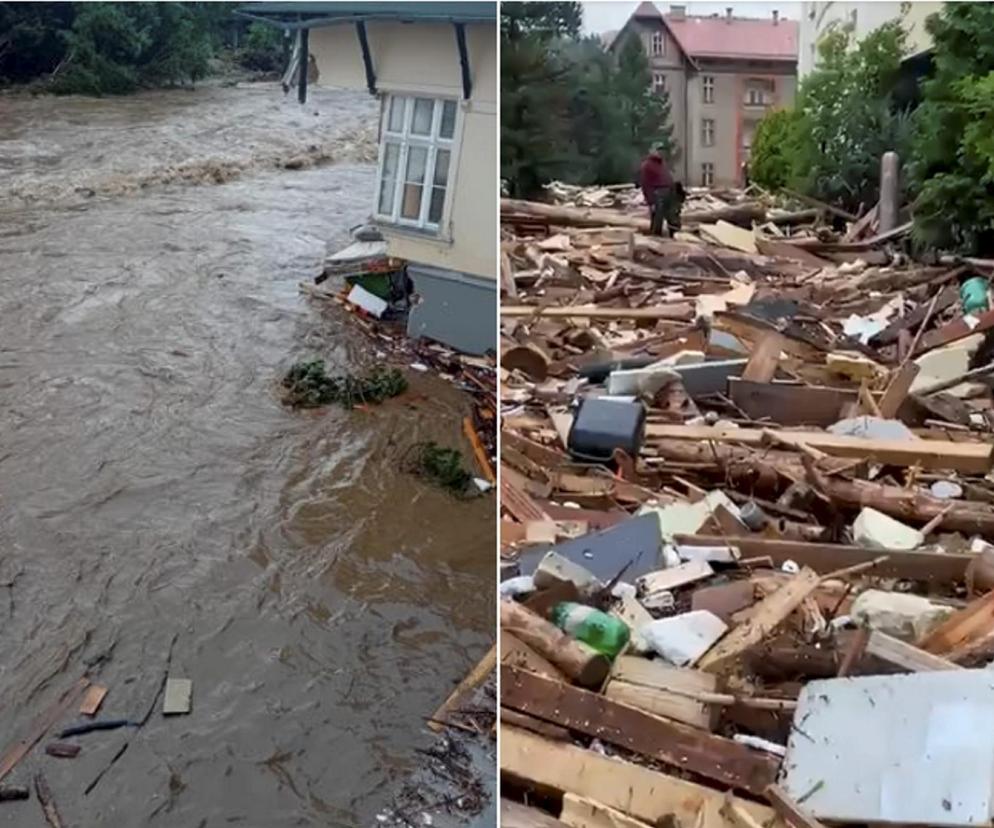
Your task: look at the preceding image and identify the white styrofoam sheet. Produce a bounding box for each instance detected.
[781,670,994,826]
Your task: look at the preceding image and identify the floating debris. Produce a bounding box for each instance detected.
[282,359,407,409]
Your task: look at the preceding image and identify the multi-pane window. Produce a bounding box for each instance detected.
[701,118,715,147]
[702,75,714,103]
[376,94,457,231]
[701,162,714,187]
[653,72,666,93]
[744,78,775,106]
[651,31,664,55]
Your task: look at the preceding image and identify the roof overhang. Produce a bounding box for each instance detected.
[235,2,496,30]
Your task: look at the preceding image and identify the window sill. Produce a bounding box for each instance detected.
[376,221,454,246]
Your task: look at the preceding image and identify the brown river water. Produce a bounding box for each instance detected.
[0,82,495,827]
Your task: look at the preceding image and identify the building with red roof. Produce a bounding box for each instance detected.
[611,2,798,187]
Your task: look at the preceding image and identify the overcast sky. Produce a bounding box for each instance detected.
[581,1,803,34]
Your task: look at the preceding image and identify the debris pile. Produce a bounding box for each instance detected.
[282,359,408,408]
[498,187,994,827]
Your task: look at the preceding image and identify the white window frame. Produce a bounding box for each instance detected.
[702,118,715,147]
[702,75,714,104]
[651,31,664,56]
[653,72,666,93]
[373,94,461,234]
[701,162,714,187]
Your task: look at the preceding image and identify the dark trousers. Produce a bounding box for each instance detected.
[649,187,682,236]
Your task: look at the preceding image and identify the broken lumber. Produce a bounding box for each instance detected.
[645,424,994,474]
[428,644,496,732]
[500,601,609,687]
[765,785,828,828]
[917,588,994,655]
[501,631,568,681]
[560,794,653,828]
[501,666,780,796]
[501,198,767,231]
[606,655,717,729]
[501,305,693,321]
[501,726,779,828]
[864,631,961,672]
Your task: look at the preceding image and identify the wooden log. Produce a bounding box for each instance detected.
[501,631,569,681]
[644,423,994,474]
[501,198,767,231]
[698,568,821,673]
[500,726,780,828]
[502,799,569,828]
[34,774,63,828]
[500,601,610,687]
[560,794,654,828]
[501,666,779,796]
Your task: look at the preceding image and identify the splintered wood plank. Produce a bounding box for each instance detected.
[79,685,108,717]
[917,588,994,655]
[560,794,654,828]
[698,568,821,673]
[865,631,961,672]
[765,785,828,828]
[741,331,786,383]
[644,424,994,473]
[428,644,496,732]
[0,678,89,783]
[501,666,779,795]
[502,799,569,828]
[501,476,550,523]
[501,726,779,828]
[604,680,715,731]
[877,361,920,419]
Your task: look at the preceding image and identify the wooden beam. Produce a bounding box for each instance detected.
[676,535,971,585]
[501,666,779,796]
[918,588,994,655]
[741,331,786,383]
[864,630,961,672]
[428,644,495,732]
[698,568,821,672]
[500,726,780,828]
[915,305,994,355]
[606,655,717,730]
[727,380,860,427]
[877,361,920,419]
[502,799,569,828]
[501,304,694,321]
[560,794,654,828]
[645,424,994,473]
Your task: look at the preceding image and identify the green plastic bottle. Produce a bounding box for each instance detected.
[551,602,630,659]
[960,276,989,315]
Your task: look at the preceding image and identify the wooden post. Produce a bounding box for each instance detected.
[297,27,309,105]
[879,151,900,233]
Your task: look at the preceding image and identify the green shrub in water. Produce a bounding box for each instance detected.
[282,359,407,409]
[406,441,474,494]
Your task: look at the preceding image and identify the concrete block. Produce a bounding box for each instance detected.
[641,610,727,666]
[851,589,954,641]
[853,507,924,550]
[533,550,601,594]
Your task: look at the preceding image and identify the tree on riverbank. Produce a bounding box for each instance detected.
[0,2,280,94]
[500,2,678,197]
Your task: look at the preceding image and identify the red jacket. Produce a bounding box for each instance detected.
[639,152,673,203]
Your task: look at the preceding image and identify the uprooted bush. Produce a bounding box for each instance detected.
[403,441,475,495]
[282,359,407,409]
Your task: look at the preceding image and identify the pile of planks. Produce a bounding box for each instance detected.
[499,189,994,828]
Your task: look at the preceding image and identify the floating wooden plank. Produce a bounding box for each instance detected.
[645,424,994,473]
[0,678,89,783]
[463,416,495,483]
[79,685,108,717]
[35,773,64,828]
[428,644,496,732]
[864,631,961,672]
[727,380,860,427]
[698,568,820,673]
[502,799,569,828]
[877,361,920,419]
[918,588,994,655]
[501,726,779,828]
[765,785,828,828]
[741,331,786,383]
[501,666,779,795]
[560,794,653,828]
[677,535,971,585]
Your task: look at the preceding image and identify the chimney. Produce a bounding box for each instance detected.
[670,4,686,20]
[773,9,779,25]
[726,7,733,22]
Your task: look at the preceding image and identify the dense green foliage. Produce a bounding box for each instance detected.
[240,21,284,73]
[748,22,911,213]
[0,2,278,94]
[282,360,408,409]
[404,442,474,495]
[501,2,677,197]
[910,3,994,253]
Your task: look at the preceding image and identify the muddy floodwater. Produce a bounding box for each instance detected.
[0,83,495,826]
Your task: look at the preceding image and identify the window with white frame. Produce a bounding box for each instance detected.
[701,118,715,147]
[376,94,458,232]
[702,75,714,103]
[651,31,664,55]
[701,162,714,187]
[653,72,666,93]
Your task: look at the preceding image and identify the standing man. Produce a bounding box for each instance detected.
[638,144,683,236]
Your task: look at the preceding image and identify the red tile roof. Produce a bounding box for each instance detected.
[664,12,798,61]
